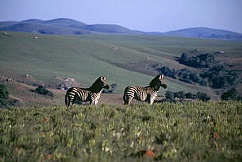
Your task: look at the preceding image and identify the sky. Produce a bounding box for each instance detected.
[1,0,242,33]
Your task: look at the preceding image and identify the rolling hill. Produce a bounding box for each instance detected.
[1,18,242,41]
[0,18,143,35]
[1,31,242,107]
[164,27,242,41]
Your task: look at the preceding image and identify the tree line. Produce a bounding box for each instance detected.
[155,51,241,89]
[163,91,211,102]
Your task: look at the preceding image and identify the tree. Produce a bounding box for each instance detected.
[221,88,239,101]
[185,92,196,99]
[0,84,9,99]
[180,53,189,64]
[34,85,54,97]
[0,84,9,107]
[197,92,210,102]
[179,53,215,68]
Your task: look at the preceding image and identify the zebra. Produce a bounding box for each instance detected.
[65,76,109,108]
[123,74,167,105]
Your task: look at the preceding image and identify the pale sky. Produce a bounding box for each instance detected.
[1,0,242,33]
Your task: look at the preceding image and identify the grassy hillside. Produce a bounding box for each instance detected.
[0,102,241,161]
[1,31,242,106]
[0,32,149,90]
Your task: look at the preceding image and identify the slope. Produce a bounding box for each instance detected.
[1,32,242,104]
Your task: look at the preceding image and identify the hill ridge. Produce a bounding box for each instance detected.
[1,18,242,41]
[163,27,242,41]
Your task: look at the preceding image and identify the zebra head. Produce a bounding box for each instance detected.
[149,74,167,90]
[90,76,110,93]
[100,76,110,90]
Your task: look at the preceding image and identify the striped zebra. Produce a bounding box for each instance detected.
[123,74,167,105]
[65,76,109,108]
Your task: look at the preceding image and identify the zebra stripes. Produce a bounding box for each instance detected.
[65,76,109,108]
[123,74,167,105]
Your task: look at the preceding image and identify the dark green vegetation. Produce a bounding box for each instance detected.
[0,102,241,161]
[0,84,9,107]
[32,85,54,97]
[221,88,242,101]
[156,55,241,89]
[0,84,20,107]
[165,91,211,102]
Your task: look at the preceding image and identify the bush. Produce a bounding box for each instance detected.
[34,85,54,97]
[164,91,210,102]
[221,88,241,101]
[0,84,10,107]
[197,92,210,102]
[201,65,239,89]
[156,64,239,89]
[0,84,9,100]
[179,52,215,68]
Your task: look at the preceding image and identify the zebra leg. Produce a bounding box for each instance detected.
[65,94,71,108]
[69,102,73,109]
[123,94,132,105]
[126,96,133,105]
[66,95,75,109]
[149,99,154,105]
[90,99,98,106]
[148,95,156,105]
[123,86,135,105]
[90,100,98,105]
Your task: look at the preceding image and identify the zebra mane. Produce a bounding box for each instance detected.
[88,76,108,93]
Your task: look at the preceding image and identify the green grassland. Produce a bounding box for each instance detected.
[1,32,242,161]
[0,102,241,161]
[1,31,242,105]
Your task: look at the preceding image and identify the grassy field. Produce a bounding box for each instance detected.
[1,31,242,101]
[0,102,241,161]
[1,32,241,161]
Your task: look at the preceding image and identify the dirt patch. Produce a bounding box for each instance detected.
[99,94,123,105]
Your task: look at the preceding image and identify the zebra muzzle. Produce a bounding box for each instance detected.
[104,84,110,90]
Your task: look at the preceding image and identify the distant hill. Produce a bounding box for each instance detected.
[163,27,242,41]
[0,18,143,35]
[1,18,242,41]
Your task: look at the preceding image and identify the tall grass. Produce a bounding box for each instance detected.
[0,102,241,161]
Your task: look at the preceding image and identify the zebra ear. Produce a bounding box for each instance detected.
[159,74,163,81]
[159,75,161,80]
[101,76,106,81]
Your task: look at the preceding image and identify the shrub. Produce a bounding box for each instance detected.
[34,85,54,97]
[0,84,9,100]
[221,88,241,101]
[0,84,10,107]
[197,92,210,102]
[179,52,215,68]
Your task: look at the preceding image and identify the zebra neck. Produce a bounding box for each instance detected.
[145,86,160,92]
[150,85,160,92]
[87,87,103,93]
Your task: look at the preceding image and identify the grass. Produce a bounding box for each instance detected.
[0,102,241,161]
[1,31,242,97]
